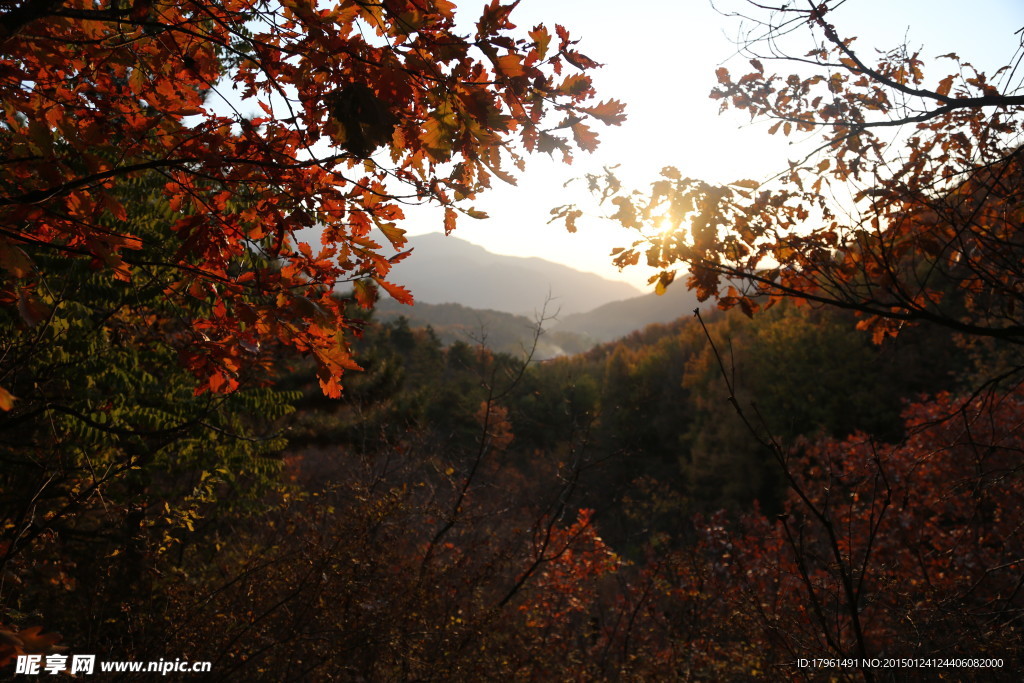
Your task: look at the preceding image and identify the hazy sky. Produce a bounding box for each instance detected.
[398,0,1024,291]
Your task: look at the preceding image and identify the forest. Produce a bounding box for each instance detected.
[1,0,1023,680]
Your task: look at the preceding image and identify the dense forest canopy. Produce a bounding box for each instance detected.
[1,0,1023,679]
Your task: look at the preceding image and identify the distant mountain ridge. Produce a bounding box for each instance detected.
[549,284,702,344]
[372,300,594,360]
[383,233,641,317]
[368,234,707,354]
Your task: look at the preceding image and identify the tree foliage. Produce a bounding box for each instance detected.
[547,1,1024,674]
[563,0,1024,349]
[682,389,1024,670]
[7,1,1024,677]
[0,0,625,661]
[0,0,623,401]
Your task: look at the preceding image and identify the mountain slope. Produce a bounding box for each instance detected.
[384,233,641,316]
[549,284,703,344]
[372,299,593,359]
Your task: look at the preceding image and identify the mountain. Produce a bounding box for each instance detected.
[371,299,593,360]
[365,233,709,354]
[382,233,641,316]
[549,284,704,344]
[372,283,707,358]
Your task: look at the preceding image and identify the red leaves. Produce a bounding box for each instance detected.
[476,0,521,39]
[672,388,1024,666]
[563,50,599,71]
[0,0,618,398]
[517,509,619,629]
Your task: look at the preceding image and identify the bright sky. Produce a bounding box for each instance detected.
[400,0,1024,291]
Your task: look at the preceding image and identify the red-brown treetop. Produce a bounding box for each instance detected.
[0,0,625,402]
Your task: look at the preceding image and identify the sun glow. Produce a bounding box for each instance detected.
[654,216,675,242]
[653,215,687,251]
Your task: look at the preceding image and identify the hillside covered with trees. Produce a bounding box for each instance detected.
[1,0,1023,680]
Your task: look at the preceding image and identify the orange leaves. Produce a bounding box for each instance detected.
[588,12,1024,349]
[838,57,860,72]
[528,25,551,60]
[127,68,147,97]
[729,179,759,190]
[377,222,407,250]
[0,624,64,669]
[494,53,526,78]
[314,343,362,398]
[420,101,459,162]
[0,0,619,399]
[517,509,620,628]
[443,207,458,235]
[935,74,955,97]
[0,386,15,411]
[554,73,593,98]
[570,122,599,152]
[352,278,378,309]
[432,0,457,20]
[580,99,626,126]
[374,277,414,305]
[475,401,514,451]
[549,204,582,233]
[208,370,239,395]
